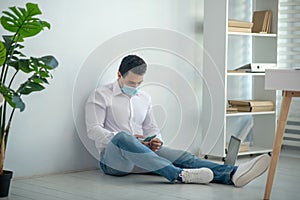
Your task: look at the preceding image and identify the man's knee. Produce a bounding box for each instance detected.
[112,131,133,144]
[100,161,130,176]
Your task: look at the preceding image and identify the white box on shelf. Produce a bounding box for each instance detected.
[251,63,276,72]
[236,63,276,72]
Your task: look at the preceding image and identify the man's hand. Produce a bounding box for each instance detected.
[134,134,162,151]
[148,138,163,152]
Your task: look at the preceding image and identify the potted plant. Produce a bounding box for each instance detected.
[0,2,58,197]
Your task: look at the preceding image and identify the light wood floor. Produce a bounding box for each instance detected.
[2,148,300,200]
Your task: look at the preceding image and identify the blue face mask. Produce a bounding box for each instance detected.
[122,84,139,95]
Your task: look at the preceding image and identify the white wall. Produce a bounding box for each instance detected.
[0,0,204,177]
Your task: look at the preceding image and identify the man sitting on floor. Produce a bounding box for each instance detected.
[85,54,271,186]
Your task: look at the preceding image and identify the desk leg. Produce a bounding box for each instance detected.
[264,91,292,200]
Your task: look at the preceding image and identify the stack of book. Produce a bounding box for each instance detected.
[239,142,250,152]
[252,10,272,33]
[226,141,250,152]
[228,100,274,112]
[228,19,253,33]
[226,106,238,113]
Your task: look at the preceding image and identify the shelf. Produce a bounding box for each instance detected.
[227,72,266,76]
[202,0,278,158]
[238,146,272,156]
[226,111,275,117]
[228,32,277,37]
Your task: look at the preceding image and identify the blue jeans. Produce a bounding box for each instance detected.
[100,132,236,184]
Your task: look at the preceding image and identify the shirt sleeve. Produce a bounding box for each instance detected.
[85,90,116,150]
[142,98,164,142]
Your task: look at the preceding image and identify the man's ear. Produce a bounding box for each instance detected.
[117,72,122,78]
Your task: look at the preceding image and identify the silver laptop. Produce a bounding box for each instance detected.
[224,136,241,166]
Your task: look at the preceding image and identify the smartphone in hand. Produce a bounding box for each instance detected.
[143,135,157,142]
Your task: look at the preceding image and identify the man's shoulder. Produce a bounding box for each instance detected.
[95,82,114,93]
[137,90,151,101]
[88,82,114,99]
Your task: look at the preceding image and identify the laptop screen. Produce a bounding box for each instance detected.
[224,136,241,166]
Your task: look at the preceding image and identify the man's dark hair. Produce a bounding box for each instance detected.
[118,55,147,77]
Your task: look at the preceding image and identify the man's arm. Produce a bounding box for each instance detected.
[142,101,163,151]
[85,90,116,151]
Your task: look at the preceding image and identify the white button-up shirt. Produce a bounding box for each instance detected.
[85,80,162,154]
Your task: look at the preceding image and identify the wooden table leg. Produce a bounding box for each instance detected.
[264,91,293,200]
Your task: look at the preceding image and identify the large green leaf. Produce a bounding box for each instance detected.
[31,74,49,84]
[0,3,50,38]
[0,84,25,111]
[7,59,32,73]
[7,55,58,74]
[12,93,25,111]
[2,36,25,62]
[41,56,59,69]
[0,41,6,66]
[17,78,45,95]
[3,35,24,46]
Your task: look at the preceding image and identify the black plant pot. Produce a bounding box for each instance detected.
[0,170,13,197]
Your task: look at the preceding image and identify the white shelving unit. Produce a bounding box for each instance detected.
[201,0,278,159]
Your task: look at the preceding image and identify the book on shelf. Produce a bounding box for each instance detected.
[228,27,252,33]
[226,107,238,113]
[227,69,247,73]
[228,19,253,28]
[228,100,274,107]
[233,105,274,112]
[228,100,275,112]
[239,142,250,152]
[252,10,272,33]
[228,19,253,33]
[265,11,272,33]
[226,141,250,152]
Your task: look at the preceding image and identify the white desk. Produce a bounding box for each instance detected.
[264,69,300,200]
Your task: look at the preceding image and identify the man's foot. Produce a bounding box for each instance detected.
[232,154,271,187]
[179,168,214,184]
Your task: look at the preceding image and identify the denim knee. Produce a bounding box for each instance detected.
[99,161,130,176]
[111,131,133,145]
